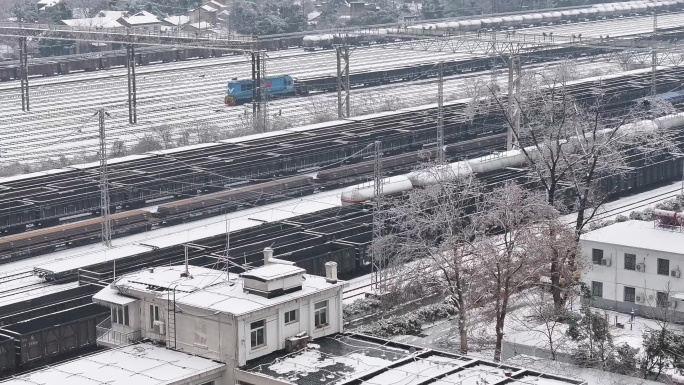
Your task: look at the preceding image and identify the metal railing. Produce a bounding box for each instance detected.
[96,317,142,346]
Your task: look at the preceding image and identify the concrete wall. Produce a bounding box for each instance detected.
[581,239,684,319]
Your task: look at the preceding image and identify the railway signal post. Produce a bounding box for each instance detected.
[372,141,385,293]
[336,45,354,119]
[98,108,113,247]
[507,55,521,151]
[438,61,445,164]
[19,37,29,112]
[126,44,138,124]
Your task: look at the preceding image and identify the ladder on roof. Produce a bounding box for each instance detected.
[166,288,177,349]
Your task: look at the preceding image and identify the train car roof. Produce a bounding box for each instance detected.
[68,154,154,170]
[0,167,75,185]
[146,142,223,155]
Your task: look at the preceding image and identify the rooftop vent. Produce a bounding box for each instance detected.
[242,264,305,299]
[325,262,338,284]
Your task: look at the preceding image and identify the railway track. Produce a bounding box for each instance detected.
[1,12,683,163]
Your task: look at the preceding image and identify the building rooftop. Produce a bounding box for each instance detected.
[62,17,122,28]
[106,264,344,317]
[163,15,190,25]
[243,264,304,281]
[237,334,586,385]
[0,343,224,385]
[117,10,160,26]
[580,220,684,255]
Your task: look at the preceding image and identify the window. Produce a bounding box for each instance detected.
[284,310,298,324]
[111,305,129,326]
[592,249,604,265]
[250,320,265,348]
[658,258,670,276]
[592,281,603,298]
[149,304,159,329]
[657,291,669,308]
[314,300,328,327]
[624,287,636,303]
[624,254,636,270]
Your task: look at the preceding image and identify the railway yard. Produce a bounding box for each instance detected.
[2,11,684,164]
[1,1,684,380]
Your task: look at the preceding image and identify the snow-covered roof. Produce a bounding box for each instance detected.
[242,264,304,281]
[106,265,344,317]
[209,0,227,8]
[117,10,160,26]
[97,10,126,20]
[580,220,684,255]
[37,0,60,7]
[201,4,218,12]
[0,343,224,385]
[163,15,189,25]
[182,22,214,31]
[308,11,322,20]
[92,285,137,306]
[62,17,122,28]
[237,334,587,385]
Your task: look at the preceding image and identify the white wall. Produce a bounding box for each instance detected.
[237,290,343,366]
[582,240,684,310]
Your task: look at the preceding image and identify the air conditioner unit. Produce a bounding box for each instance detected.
[672,270,681,278]
[601,258,611,267]
[153,320,165,335]
[671,300,678,309]
[636,293,645,303]
[636,263,646,272]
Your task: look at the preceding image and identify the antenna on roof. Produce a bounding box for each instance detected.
[181,243,205,278]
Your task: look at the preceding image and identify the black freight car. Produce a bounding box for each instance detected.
[0,285,101,327]
[0,303,108,368]
[0,335,15,374]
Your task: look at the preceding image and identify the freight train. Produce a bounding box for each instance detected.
[0,303,108,374]
[0,66,681,239]
[223,45,611,105]
[0,47,229,81]
[0,133,506,263]
[370,0,684,38]
[340,112,684,205]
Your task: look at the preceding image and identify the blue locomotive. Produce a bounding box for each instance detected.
[225,75,308,106]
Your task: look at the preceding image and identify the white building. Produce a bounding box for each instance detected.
[581,217,684,317]
[90,248,345,385]
[116,10,161,33]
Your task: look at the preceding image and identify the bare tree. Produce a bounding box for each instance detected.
[151,125,175,150]
[638,282,684,380]
[476,61,677,307]
[305,99,337,124]
[376,166,483,355]
[472,182,561,361]
[69,0,110,18]
[109,139,127,158]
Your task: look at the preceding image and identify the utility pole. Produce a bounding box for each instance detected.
[19,37,29,112]
[507,55,521,151]
[336,45,352,119]
[259,51,268,132]
[98,108,112,248]
[371,141,384,292]
[651,9,658,96]
[437,61,445,164]
[126,44,137,124]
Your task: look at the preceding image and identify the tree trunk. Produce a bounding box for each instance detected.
[494,316,505,361]
[458,308,468,355]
